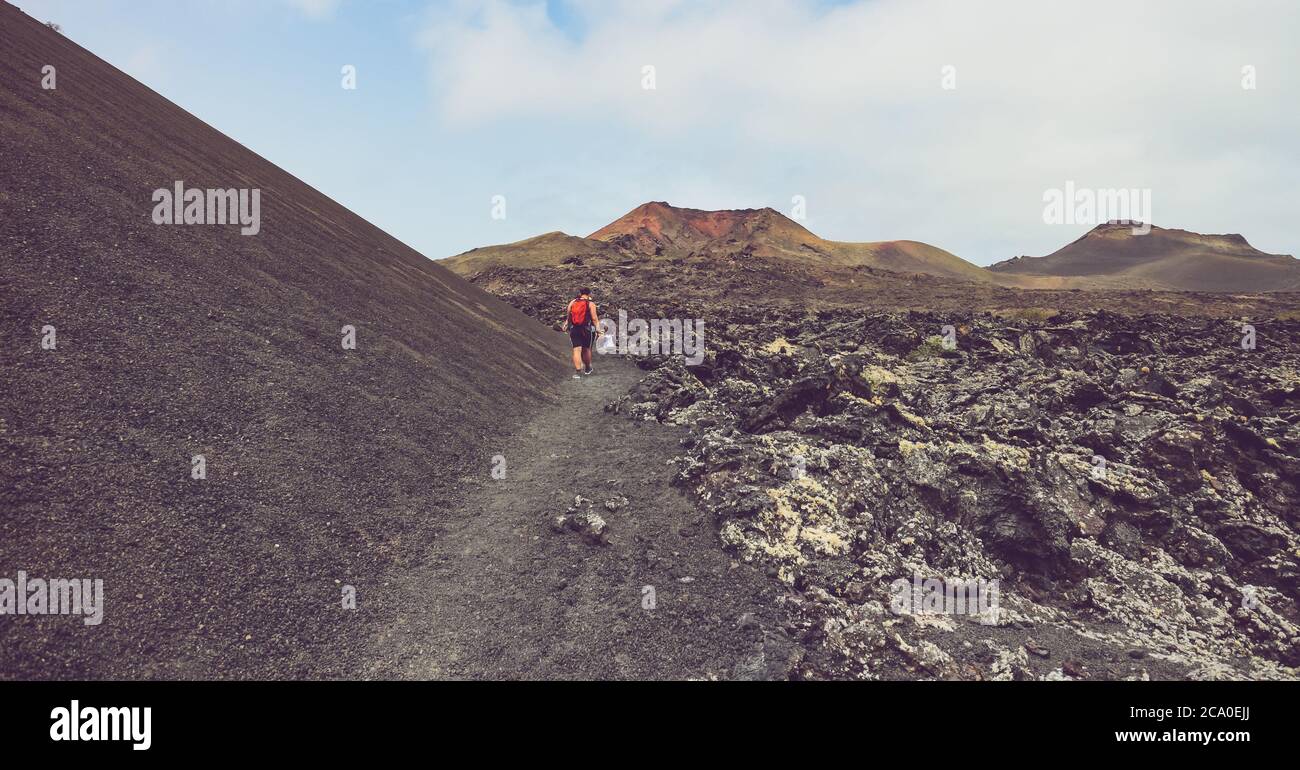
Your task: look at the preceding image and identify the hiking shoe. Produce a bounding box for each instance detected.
[572,373,581,380]
[583,366,593,375]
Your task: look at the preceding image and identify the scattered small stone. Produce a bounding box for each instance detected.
[552,495,610,544]
[1024,639,1050,658]
[568,510,608,545]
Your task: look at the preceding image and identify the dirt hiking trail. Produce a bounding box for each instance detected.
[365,350,794,680]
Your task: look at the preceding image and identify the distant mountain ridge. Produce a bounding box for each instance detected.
[444,204,1298,293]
[447,201,992,282]
[990,222,1300,292]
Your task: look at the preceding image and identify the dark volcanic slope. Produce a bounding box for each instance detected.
[0,6,562,678]
[991,223,1300,292]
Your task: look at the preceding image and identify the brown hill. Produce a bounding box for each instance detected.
[445,201,992,282]
[445,230,625,275]
[990,222,1300,292]
[588,201,813,257]
[0,4,562,678]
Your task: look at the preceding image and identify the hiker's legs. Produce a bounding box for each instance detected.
[581,346,592,366]
[572,346,583,372]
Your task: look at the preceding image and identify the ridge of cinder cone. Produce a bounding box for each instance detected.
[990,222,1300,292]
[589,201,991,280]
[448,201,992,282]
[587,201,819,255]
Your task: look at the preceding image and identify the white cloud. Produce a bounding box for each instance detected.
[420,0,1300,260]
[284,0,341,21]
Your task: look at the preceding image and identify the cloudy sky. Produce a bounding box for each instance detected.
[18,0,1299,264]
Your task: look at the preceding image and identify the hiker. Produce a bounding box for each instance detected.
[563,288,600,378]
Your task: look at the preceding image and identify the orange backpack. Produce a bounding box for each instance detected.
[569,299,591,326]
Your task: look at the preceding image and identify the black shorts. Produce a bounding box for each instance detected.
[569,325,593,348]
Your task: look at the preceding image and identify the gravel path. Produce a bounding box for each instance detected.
[365,352,793,680]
